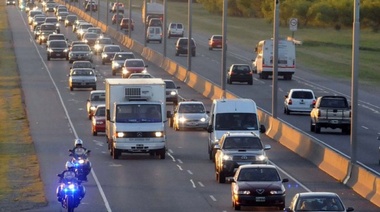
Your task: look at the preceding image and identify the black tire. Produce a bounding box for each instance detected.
[67,195,75,212]
[112,146,120,159]
[233,201,241,211]
[217,169,226,183]
[92,129,97,136]
[70,86,73,91]
[169,118,173,127]
[315,124,321,133]
[310,120,315,132]
[158,148,165,159]
[248,80,253,85]
[286,108,290,115]
[47,55,50,61]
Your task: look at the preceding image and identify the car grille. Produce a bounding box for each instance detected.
[119,132,158,138]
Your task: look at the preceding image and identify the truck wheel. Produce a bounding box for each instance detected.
[315,124,321,133]
[310,121,315,132]
[112,147,120,159]
[158,148,165,159]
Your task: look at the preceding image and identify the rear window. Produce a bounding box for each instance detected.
[50,41,67,47]
[233,65,251,73]
[291,91,314,99]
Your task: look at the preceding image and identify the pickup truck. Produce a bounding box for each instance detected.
[310,96,351,134]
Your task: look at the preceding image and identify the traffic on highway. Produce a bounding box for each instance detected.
[5,0,379,211]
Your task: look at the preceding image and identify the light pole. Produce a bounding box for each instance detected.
[272,0,280,118]
[187,0,192,71]
[221,0,227,98]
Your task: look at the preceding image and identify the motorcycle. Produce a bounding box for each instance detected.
[57,171,85,212]
[69,148,91,182]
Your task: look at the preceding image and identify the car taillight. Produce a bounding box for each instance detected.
[312,100,316,106]
[317,110,321,117]
[288,99,292,105]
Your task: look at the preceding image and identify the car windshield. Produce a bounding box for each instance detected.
[178,104,205,113]
[238,168,280,182]
[91,93,105,101]
[223,137,262,150]
[66,16,77,21]
[98,38,112,44]
[296,197,344,211]
[35,17,45,22]
[125,60,144,67]
[129,74,152,78]
[72,46,90,51]
[88,28,101,34]
[81,24,93,29]
[72,70,94,76]
[215,113,258,130]
[84,33,98,39]
[41,24,56,30]
[105,46,121,52]
[115,104,162,123]
[292,91,314,99]
[45,18,58,23]
[232,65,251,73]
[95,107,105,116]
[50,41,67,47]
[164,81,176,89]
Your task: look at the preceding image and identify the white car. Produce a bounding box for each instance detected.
[167,22,184,38]
[86,90,105,119]
[284,88,316,115]
[170,101,209,131]
[68,68,97,91]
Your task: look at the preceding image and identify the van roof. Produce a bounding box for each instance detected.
[213,99,257,113]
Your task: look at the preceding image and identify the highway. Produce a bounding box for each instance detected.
[6,2,379,212]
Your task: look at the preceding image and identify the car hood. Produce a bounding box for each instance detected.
[223,149,265,155]
[93,116,105,121]
[71,76,96,81]
[90,102,104,108]
[177,113,208,119]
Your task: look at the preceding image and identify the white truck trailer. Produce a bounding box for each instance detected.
[105,78,167,159]
[141,1,164,24]
[252,39,296,80]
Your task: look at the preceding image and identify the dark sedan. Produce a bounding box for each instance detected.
[101,45,121,65]
[47,40,69,60]
[227,64,253,85]
[229,164,288,211]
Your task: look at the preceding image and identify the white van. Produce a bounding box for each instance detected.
[252,39,296,80]
[206,98,266,161]
[146,26,162,43]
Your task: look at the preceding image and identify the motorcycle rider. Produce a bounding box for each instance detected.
[56,161,85,203]
[69,138,91,181]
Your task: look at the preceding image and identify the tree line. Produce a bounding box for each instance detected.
[193,0,380,32]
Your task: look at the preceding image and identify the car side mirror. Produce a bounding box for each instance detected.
[207,125,213,133]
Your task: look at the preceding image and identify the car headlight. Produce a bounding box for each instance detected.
[69,53,73,57]
[222,154,233,161]
[122,68,129,74]
[94,44,100,50]
[179,117,186,123]
[113,63,120,68]
[170,90,177,96]
[116,132,125,138]
[237,190,251,195]
[84,39,88,43]
[200,117,206,122]
[155,131,163,137]
[90,106,96,111]
[142,69,147,74]
[47,48,53,52]
[101,53,108,58]
[256,155,267,161]
[64,49,68,52]
[270,190,285,195]
[56,23,60,27]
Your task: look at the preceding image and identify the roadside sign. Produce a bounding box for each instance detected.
[289,18,298,31]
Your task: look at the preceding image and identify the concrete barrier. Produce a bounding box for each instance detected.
[58,1,380,206]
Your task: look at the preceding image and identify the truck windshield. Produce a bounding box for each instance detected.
[116,104,162,123]
[215,113,258,130]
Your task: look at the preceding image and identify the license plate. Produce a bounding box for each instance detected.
[56,53,61,56]
[330,120,339,124]
[255,197,266,202]
[187,122,197,125]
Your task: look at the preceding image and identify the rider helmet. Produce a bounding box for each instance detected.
[74,138,84,147]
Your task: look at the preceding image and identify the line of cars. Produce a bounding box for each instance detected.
[25,3,355,211]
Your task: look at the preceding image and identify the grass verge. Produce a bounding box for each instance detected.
[0,4,47,211]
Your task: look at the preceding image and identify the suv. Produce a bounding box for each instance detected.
[46,34,66,48]
[284,89,316,115]
[170,101,209,131]
[226,64,253,85]
[111,52,135,75]
[120,18,134,31]
[214,132,271,183]
[44,16,60,33]
[163,80,180,105]
[175,37,196,57]
[47,40,69,60]
[167,22,184,38]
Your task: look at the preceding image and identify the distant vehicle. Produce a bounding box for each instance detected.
[37,23,57,44]
[76,22,94,40]
[64,15,78,27]
[141,1,163,24]
[208,35,224,50]
[120,18,134,31]
[128,73,153,79]
[44,16,60,33]
[169,101,209,131]
[252,39,296,80]
[86,90,105,119]
[111,52,135,75]
[110,2,124,13]
[148,18,162,27]
[70,61,94,72]
[229,164,288,210]
[163,79,180,105]
[6,0,16,5]
[81,32,99,47]
[85,1,98,12]
[47,40,69,61]
[101,44,121,64]
[283,88,316,115]
[93,37,113,55]
[146,26,162,43]
[111,14,124,25]
[68,68,97,91]
[226,64,253,85]
[175,37,196,57]
[284,192,354,212]
[121,59,148,78]
[214,132,271,183]
[57,11,69,22]
[68,44,93,63]
[91,104,106,136]
[167,22,184,38]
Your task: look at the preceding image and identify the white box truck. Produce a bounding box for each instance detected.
[141,1,164,24]
[252,39,296,80]
[105,78,167,159]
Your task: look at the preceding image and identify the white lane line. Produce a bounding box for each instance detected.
[177,159,183,164]
[190,179,196,188]
[198,182,205,187]
[209,195,217,201]
[177,164,183,171]
[18,10,112,212]
[187,170,193,175]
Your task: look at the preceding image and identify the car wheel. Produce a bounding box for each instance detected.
[158,148,165,159]
[286,108,290,115]
[248,80,253,85]
[310,120,315,132]
[233,200,241,211]
[175,52,179,56]
[217,169,226,183]
[70,86,73,91]
[47,55,50,61]
[92,128,97,136]
[112,146,120,159]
